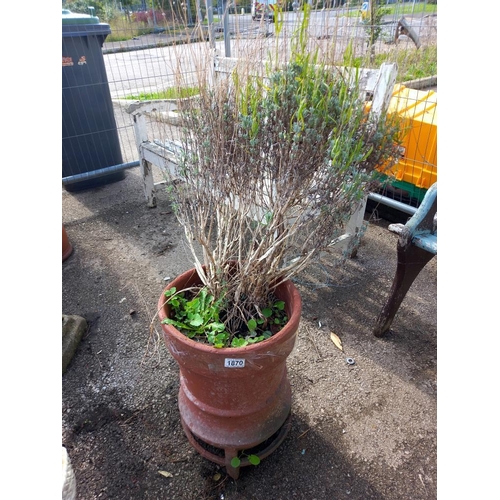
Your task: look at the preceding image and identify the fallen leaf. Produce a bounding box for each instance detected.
[213,473,222,481]
[330,332,343,351]
[158,471,173,478]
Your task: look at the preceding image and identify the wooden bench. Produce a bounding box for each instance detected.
[126,58,398,257]
[373,182,437,337]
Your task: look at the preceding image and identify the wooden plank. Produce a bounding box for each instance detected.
[126,99,180,115]
[141,142,179,179]
[132,112,156,208]
[369,62,398,124]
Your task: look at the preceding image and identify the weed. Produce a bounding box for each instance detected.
[161,287,288,348]
[230,453,261,468]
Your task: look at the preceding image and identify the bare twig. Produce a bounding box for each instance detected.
[156,10,401,340]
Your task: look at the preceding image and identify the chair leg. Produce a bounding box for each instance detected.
[141,158,157,208]
[344,196,368,258]
[373,242,435,337]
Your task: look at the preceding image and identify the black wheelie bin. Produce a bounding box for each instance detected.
[62,9,124,190]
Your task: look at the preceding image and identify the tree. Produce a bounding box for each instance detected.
[63,0,105,17]
[362,0,390,63]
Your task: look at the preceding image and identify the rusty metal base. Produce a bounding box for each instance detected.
[180,412,292,479]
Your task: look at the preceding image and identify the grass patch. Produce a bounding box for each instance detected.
[377,44,437,82]
[124,87,200,100]
[348,44,436,82]
[342,1,437,19]
[385,2,437,16]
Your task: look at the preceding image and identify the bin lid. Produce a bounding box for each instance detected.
[62,9,100,25]
[62,9,110,36]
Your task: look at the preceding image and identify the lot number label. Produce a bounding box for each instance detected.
[224,358,245,368]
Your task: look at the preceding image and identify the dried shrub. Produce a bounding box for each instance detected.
[164,10,402,337]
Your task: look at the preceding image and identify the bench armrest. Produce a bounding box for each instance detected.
[125,99,181,116]
[400,182,437,249]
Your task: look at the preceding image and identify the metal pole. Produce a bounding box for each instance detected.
[195,0,203,24]
[184,0,194,25]
[367,192,417,216]
[151,0,158,30]
[62,161,140,185]
[205,0,216,49]
[222,0,231,57]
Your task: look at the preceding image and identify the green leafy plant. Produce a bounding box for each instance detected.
[362,0,391,62]
[161,287,229,347]
[230,453,261,468]
[161,287,288,348]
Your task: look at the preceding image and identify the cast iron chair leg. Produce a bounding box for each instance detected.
[373,241,435,337]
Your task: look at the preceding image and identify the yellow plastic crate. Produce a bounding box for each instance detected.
[381,84,437,191]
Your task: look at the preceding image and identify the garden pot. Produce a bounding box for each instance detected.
[158,266,302,478]
[62,225,73,262]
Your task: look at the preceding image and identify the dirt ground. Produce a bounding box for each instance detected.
[62,147,437,499]
[61,91,438,499]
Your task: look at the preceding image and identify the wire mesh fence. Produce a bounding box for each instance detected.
[62,0,437,211]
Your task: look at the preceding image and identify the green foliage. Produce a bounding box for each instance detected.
[167,7,402,340]
[63,0,105,18]
[235,55,399,199]
[342,40,360,69]
[101,2,120,22]
[161,288,288,348]
[161,287,229,348]
[243,300,286,346]
[377,45,437,82]
[248,454,261,465]
[386,1,437,14]
[362,0,391,49]
[344,1,437,18]
[230,453,261,468]
[346,44,437,83]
